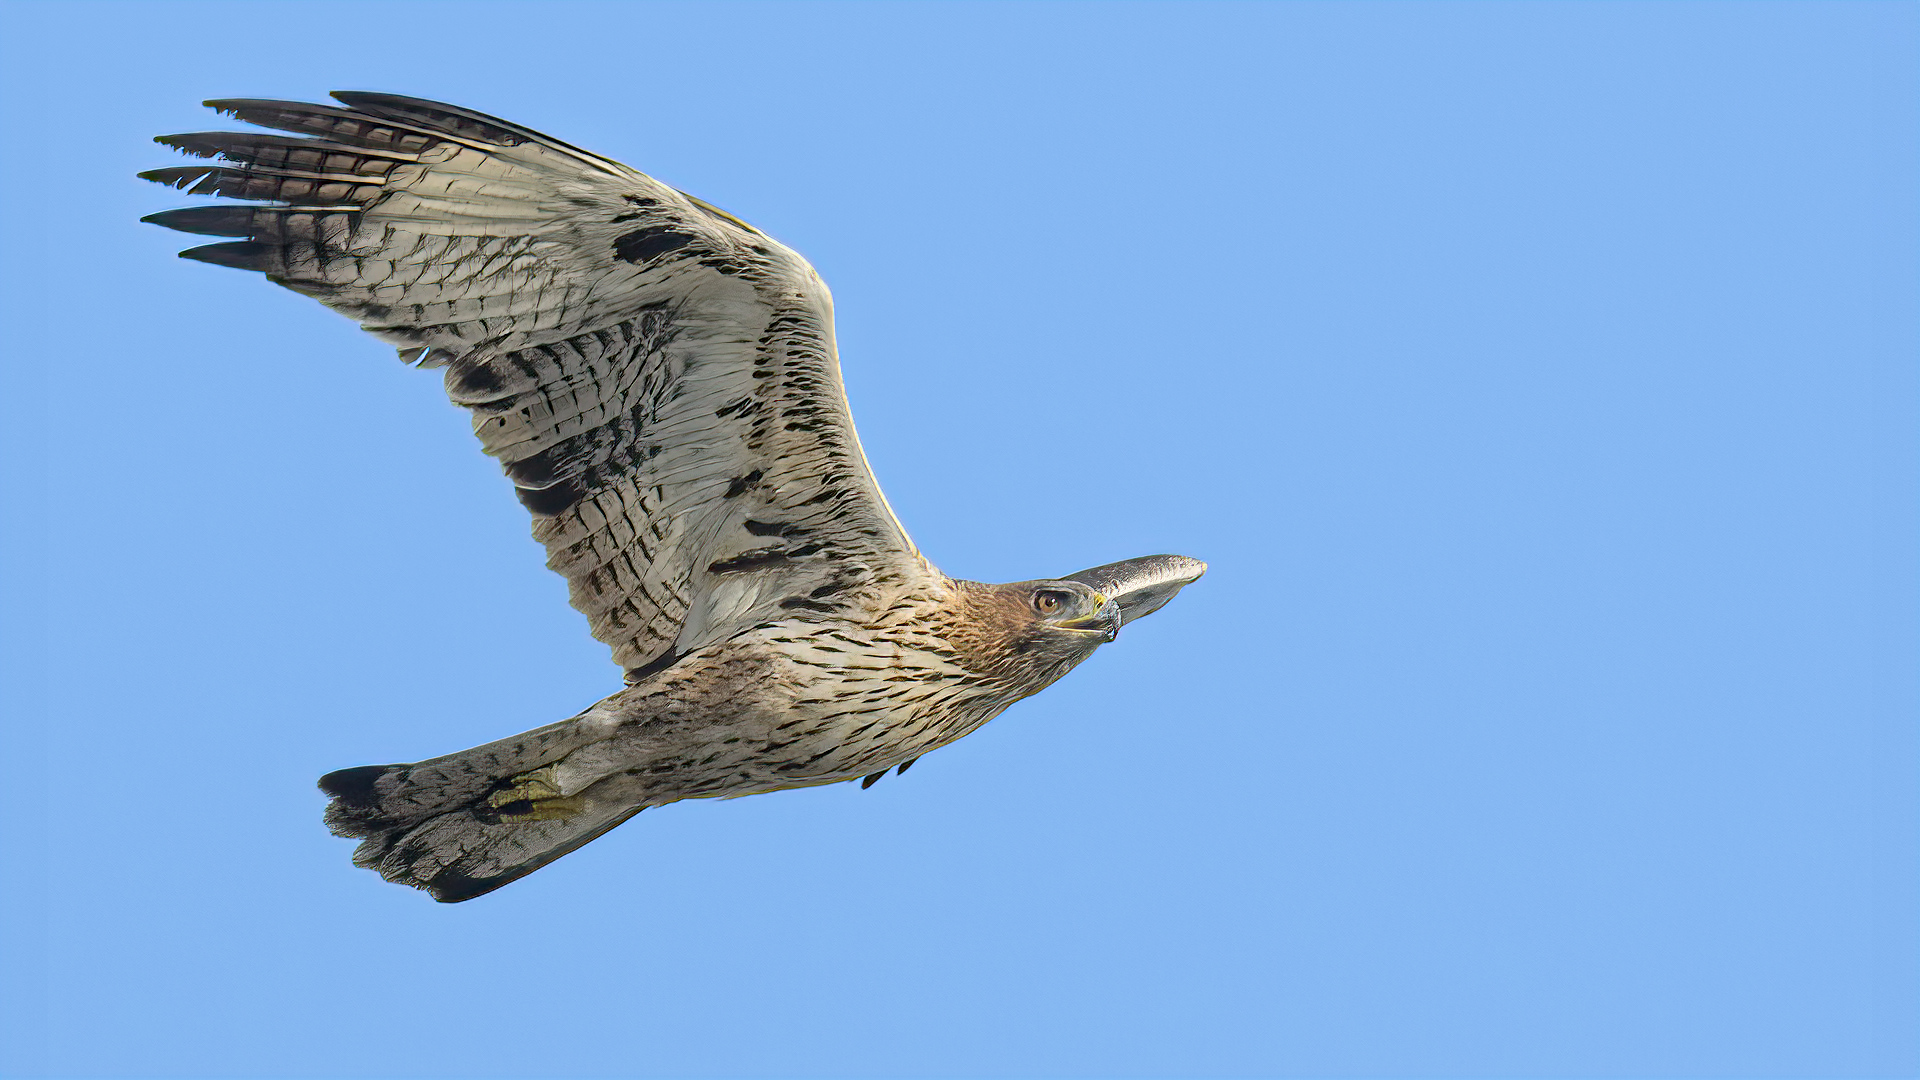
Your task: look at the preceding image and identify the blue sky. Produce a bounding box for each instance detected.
[1,1,1913,1077]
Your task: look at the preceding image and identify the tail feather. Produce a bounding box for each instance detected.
[318,717,643,902]
[355,799,646,903]
[319,718,583,837]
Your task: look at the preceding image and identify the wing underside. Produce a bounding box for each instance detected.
[143,93,925,673]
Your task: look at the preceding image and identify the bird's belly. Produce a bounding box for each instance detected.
[591,632,1008,804]
[668,641,1006,795]
[713,679,993,797]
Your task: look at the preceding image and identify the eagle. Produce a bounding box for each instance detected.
[142,93,1205,902]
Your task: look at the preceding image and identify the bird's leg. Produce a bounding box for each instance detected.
[481,766,584,822]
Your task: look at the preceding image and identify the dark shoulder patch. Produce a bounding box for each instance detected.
[624,648,682,685]
[708,549,792,575]
[613,226,698,264]
[724,470,764,498]
[515,476,587,517]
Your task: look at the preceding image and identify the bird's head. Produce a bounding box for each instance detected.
[950,554,1206,694]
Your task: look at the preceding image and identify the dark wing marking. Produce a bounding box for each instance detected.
[143,93,926,672]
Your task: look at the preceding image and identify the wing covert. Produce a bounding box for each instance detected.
[143,93,927,674]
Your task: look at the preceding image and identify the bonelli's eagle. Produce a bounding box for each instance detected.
[143,93,1205,902]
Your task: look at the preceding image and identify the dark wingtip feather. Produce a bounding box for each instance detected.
[200,98,308,128]
[141,206,254,238]
[177,241,270,270]
[138,165,214,191]
[204,96,296,114]
[153,132,225,158]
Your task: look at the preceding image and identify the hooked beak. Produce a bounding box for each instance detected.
[1063,554,1207,628]
[1059,595,1123,643]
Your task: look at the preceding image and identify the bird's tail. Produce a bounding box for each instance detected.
[319,717,643,902]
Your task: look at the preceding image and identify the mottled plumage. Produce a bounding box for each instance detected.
[143,93,1204,902]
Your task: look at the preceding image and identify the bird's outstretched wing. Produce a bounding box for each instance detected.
[144,93,928,676]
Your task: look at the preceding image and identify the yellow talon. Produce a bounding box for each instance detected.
[485,769,582,821]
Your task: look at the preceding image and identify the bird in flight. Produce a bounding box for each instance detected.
[142,93,1205,902]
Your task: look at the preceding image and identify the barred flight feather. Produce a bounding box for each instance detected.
[145,91,923,675]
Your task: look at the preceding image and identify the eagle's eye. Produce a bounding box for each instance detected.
[1032,589,1073,616]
